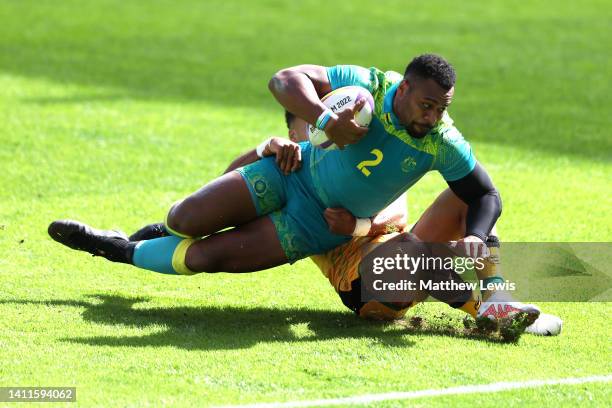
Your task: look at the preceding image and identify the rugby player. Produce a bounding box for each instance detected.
[53,107,559,335]
[114,112,560,335]
[49,54,541,328]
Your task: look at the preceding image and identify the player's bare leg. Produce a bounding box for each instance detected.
[181,216,288,273]
[48,169,287,272]
[411,188,466,242]
[50,170,259,249]
[48,214,288,274]
[165,171,259,238]
[128,116,311,243]
[126,170,259,242]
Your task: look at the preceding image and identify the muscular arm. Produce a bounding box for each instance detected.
[269,65,368,148]
[446,162,502,241]
[268,65,332,125]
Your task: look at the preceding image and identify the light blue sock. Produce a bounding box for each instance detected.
[132,236,183,275]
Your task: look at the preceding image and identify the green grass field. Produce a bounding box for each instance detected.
[1,0,611,406]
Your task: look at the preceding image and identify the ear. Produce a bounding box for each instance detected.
[398,79,410,95]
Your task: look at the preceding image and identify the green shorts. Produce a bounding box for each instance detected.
[237,142,351,263]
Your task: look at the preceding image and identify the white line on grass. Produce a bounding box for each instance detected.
[217,375,612,408]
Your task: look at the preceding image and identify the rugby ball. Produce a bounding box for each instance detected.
[309,86,374,150]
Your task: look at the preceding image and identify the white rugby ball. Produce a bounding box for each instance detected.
[309,86,374,150]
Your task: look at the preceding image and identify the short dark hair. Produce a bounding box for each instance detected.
[404,54,456,90]
[284,110,295,129]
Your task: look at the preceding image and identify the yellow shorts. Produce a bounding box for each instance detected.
[311,233,415,321]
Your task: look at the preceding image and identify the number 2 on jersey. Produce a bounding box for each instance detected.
[357,149,383,177]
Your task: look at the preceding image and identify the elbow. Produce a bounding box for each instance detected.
[490,188,502,218]
[268,73,280,94]
[268,68,292,95]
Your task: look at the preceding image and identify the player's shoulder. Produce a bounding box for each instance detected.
[326,64,375,92]
[369,67,402,94]
[431,112,467,147]
[327,65,402,95]
[429,112,475,177]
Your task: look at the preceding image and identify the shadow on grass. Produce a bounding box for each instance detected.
[2,294,513,350]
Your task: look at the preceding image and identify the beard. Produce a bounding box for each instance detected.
[405,123,432,139]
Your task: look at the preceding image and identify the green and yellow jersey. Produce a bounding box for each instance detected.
[309,65,476,218]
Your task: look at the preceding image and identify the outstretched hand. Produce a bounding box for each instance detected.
[263,137,302,174]
[325,99,369,149]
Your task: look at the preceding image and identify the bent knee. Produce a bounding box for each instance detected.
[166,200,203,238]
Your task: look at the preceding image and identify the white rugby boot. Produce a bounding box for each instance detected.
[525,313,563,336]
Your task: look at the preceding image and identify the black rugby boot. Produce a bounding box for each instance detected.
[128,222,168,241]
[48,220,135,264]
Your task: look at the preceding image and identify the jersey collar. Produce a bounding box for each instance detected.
[382,81,405,130]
